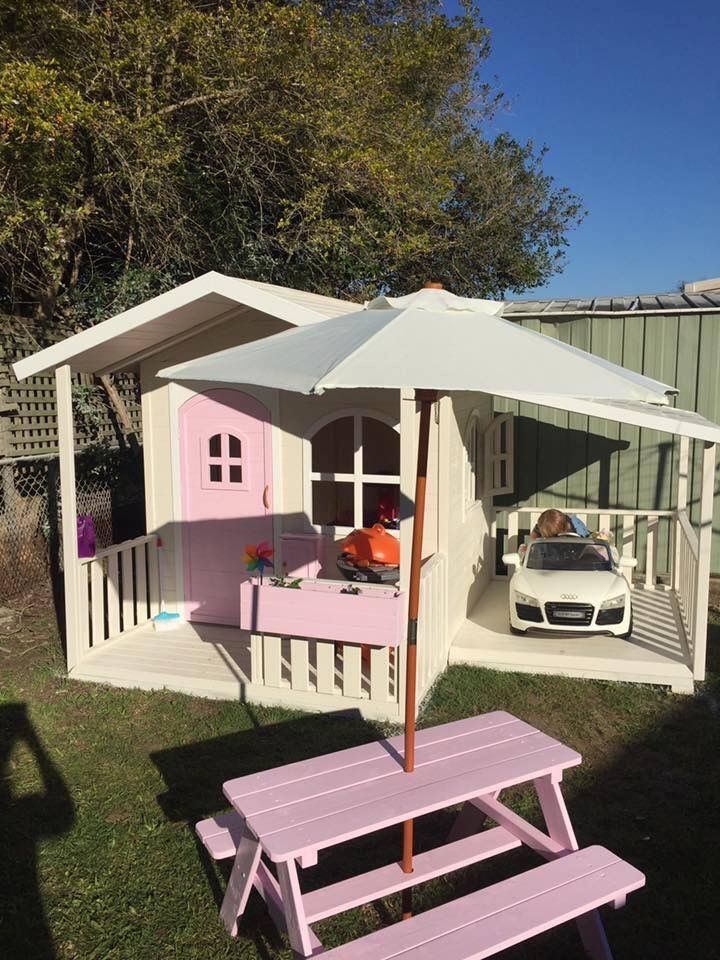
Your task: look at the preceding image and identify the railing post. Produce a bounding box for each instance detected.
[692,442,716,680]
[56,364,84,669]
[674,436,690,592]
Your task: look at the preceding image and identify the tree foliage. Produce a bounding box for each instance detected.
[0,0,584,322]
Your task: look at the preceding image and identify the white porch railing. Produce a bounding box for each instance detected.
[674,509,699,661]
[415,552,449,704]
[78,534,160,652]
[248,552,448,721]
[495,507,676,588]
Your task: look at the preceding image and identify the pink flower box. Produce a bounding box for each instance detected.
[239,578,406,648]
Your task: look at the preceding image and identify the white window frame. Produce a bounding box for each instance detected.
[484,412,515,497]
[463,409,484,513]
[303,410,400,536]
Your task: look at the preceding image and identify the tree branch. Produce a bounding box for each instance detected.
[150,87,251,118]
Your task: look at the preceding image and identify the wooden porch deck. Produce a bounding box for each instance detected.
[71,621,253,700]
[449,580,695,693]
[69,619,403,720]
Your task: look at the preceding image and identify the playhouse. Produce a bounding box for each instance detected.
[14,273,720,719]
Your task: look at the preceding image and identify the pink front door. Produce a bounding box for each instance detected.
[180,389,273,625]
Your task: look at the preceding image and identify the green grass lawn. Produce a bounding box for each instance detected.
[1,600,719,960]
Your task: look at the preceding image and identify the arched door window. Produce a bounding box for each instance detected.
[202,431,246,489]
[305,412,400,533]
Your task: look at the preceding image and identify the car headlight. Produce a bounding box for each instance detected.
[515,591,539,607]
[600,594,626,610]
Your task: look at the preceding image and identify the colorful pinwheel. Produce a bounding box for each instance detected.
[243,541,274,582]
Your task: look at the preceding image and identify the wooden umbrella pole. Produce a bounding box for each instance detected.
[401,388,437,920]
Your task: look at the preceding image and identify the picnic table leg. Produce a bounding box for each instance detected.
[277,859,318,957]
[534,775,614,960]
[219,825,262,937]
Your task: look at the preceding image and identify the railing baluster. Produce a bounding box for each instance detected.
[342,645,362,698]
[370,647,391,703]
[91,560,105,646]
[315,641,335,694]
[290,638,309,691]
[645,515,658,588]
[134,543,148,625]
[78,563,91,655]
[250,634,264,683]
[121,546,135,630]
[262,635,282,687]
[622,515,635,586]
[507,511,519,563]
[147,539,160,618]
[107,553,121,638]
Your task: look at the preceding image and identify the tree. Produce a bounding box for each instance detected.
[0,0,584,324]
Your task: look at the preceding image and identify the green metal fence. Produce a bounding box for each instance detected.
[495,310,720,574]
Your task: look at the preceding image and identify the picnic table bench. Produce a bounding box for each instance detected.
[196,711,644,958]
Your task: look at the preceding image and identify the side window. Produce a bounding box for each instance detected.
[483,413,514,497]
[204,432,244,488]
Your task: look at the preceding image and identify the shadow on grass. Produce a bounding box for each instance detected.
[151,707,413,955]
[0,703,75,960]
[150,633,720,959]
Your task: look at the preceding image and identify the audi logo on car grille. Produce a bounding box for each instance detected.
[560,593,578,600]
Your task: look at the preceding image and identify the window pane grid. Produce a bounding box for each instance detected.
[309,413,400,530]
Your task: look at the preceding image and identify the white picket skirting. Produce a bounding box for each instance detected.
[248,552,447,720]
[77,534,160,654]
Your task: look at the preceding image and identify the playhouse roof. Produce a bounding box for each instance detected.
[12,272,362,380]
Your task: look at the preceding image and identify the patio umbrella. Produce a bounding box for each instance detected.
[158,282,674,915]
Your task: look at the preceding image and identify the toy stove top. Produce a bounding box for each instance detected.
[336,555,400,584]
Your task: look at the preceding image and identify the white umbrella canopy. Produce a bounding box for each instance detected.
[159,286,675,403]
[158,284,677,918]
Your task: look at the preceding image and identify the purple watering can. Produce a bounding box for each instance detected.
[77,515,96,559]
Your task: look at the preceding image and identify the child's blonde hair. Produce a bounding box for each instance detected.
[534,508,573,538]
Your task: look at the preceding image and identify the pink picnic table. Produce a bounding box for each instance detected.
[197,711,644,959]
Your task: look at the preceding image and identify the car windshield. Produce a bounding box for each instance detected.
[526,539,612,572]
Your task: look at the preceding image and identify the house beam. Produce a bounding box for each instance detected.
[56,364,82,670]
[692,440,716,680]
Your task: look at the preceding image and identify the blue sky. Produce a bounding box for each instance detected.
[444,1,720,299]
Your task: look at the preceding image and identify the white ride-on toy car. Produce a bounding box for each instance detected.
[502,536,637,638]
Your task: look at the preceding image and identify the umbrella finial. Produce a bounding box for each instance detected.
[423,279,444,289]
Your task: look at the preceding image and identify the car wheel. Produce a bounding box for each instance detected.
[510,624,526,636]
[619,615,633,640]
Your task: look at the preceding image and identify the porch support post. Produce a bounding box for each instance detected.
[677,435,690,512]
[692,441,715,680]
[673,435,690,592]
[56,364,82,671]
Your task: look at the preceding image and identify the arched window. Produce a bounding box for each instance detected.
[305,412,400,533]
[202,431,245,489]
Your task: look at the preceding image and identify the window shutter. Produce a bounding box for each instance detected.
[483,413,514,497]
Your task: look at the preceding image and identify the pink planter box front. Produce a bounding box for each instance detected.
[239,578,406,648]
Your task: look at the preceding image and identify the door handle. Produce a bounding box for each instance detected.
[263,485,271,509]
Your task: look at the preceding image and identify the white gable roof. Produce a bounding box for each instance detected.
[12,272,362,380]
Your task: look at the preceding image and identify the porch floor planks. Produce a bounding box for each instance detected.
[71,620,253,697]
[450,580,694,692]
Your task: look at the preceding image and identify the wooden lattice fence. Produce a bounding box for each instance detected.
[0,329,142,458]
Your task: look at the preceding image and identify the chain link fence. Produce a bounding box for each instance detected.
[0,447,145,603]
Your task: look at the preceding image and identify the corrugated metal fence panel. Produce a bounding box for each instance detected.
[496,311,720,574]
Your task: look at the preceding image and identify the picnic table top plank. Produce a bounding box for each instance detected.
[224,712,517,801]
[222,713,580,862]
[234,718,538,818]
[258,747,578,861]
